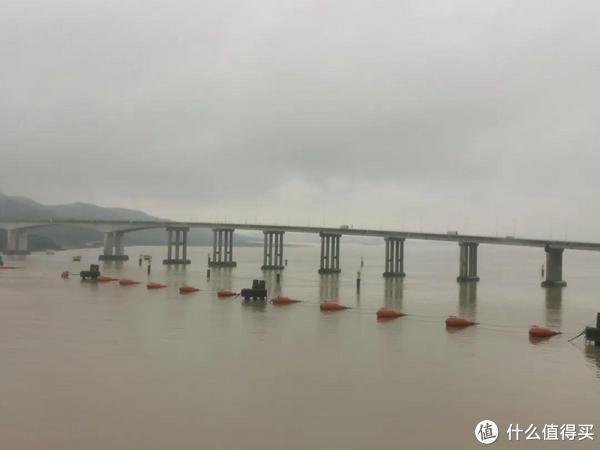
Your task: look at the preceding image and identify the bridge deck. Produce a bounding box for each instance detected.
[2,219,600,251]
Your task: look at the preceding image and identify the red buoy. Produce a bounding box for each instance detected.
[376,307,406,319]
[119,279,141,286]
[529,325,561,338]
[320,301,350,311]
[147,282,167,289]
[271,296,301,305]
[445,316,476,327]
[179,285,199,294]
[97,275,118,282]
[217,288,238,298]
[61,271,69,279]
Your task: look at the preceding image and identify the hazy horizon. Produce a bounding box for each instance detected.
[2,1,599,240]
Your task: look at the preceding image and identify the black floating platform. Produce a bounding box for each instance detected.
[241,280,268,300]
[261,265,285,271]
[585,326,600,345]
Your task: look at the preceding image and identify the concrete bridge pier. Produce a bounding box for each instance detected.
[5,229,30,255]
[262,230,284,270]
[541,245,566,287]
[318,232,341,274]
[163,227,191,265]
[99,231,129,261]
[383,237,405,278]
[457,242,479,283]
[209,228,236,267]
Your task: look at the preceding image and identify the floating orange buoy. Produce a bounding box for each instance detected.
[445,316,476,327]
[529,325,561,338]
[320,301,350,311]
[376,307,406,319]
[147,282,167,289]
[119,279,141,286]
[271,296,301,305]
[217,288,238,298]
[61,271,69,279]
[179,285,199,294]
[97,275,117,282]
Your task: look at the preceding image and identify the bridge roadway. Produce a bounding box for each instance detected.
[2,219,599,287]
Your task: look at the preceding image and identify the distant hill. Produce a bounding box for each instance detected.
[0,193,255,251]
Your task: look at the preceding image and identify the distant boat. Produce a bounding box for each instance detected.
[143,255,152,261]
[45,250,55,255]
[72,255,82,262]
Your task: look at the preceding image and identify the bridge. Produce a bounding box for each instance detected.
[3,219,600,287]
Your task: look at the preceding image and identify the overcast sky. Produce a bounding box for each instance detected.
[2,0,599,239]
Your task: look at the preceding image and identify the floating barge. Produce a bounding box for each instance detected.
[240,280,267,301]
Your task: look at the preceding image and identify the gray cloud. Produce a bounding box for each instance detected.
[1,0,600,238]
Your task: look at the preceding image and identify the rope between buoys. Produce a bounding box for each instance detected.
[568,329,586,342]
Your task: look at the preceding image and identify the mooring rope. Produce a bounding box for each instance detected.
[568,329,586,342]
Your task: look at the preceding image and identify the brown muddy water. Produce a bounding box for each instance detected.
[1,241,599,449]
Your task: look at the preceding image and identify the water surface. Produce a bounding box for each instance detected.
[1,241,599,449]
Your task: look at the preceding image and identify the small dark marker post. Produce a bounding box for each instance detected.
[147,263,151,275]
[597,313,600,347]
[206,269,211,280]
[356,271,361,291]
[276,272,281,284]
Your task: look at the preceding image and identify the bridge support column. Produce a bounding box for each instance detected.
[318,233,341,274]
[4,229,30,255]
[262,230,284,270]
[209,228,237,267]
[457,242,479,283]
[383,237,405,278]
[99,231,129,261]
[163,227,191,265]
[541,245,566,287]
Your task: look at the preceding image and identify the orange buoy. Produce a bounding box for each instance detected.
[147,282,167,289]
[529,325,561,338]
[271,296,301,305]
[61,271,69,279]
[376,307,406,319]
[445,316,476,327]
[179,285,199,294]
[119,279,141,286]
[96,275,117,282]
[320,301,350,311]
[217,288,238,298]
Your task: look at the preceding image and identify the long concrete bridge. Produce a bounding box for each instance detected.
[3,219,600,287]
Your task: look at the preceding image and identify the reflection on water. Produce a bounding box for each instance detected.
[319,274,339,300]
[383,278,403,310]
[545,287,563,328]
[458,282,477,319]
[584,345,600,378]
[208,267,234,291]
[263,270,282,298]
